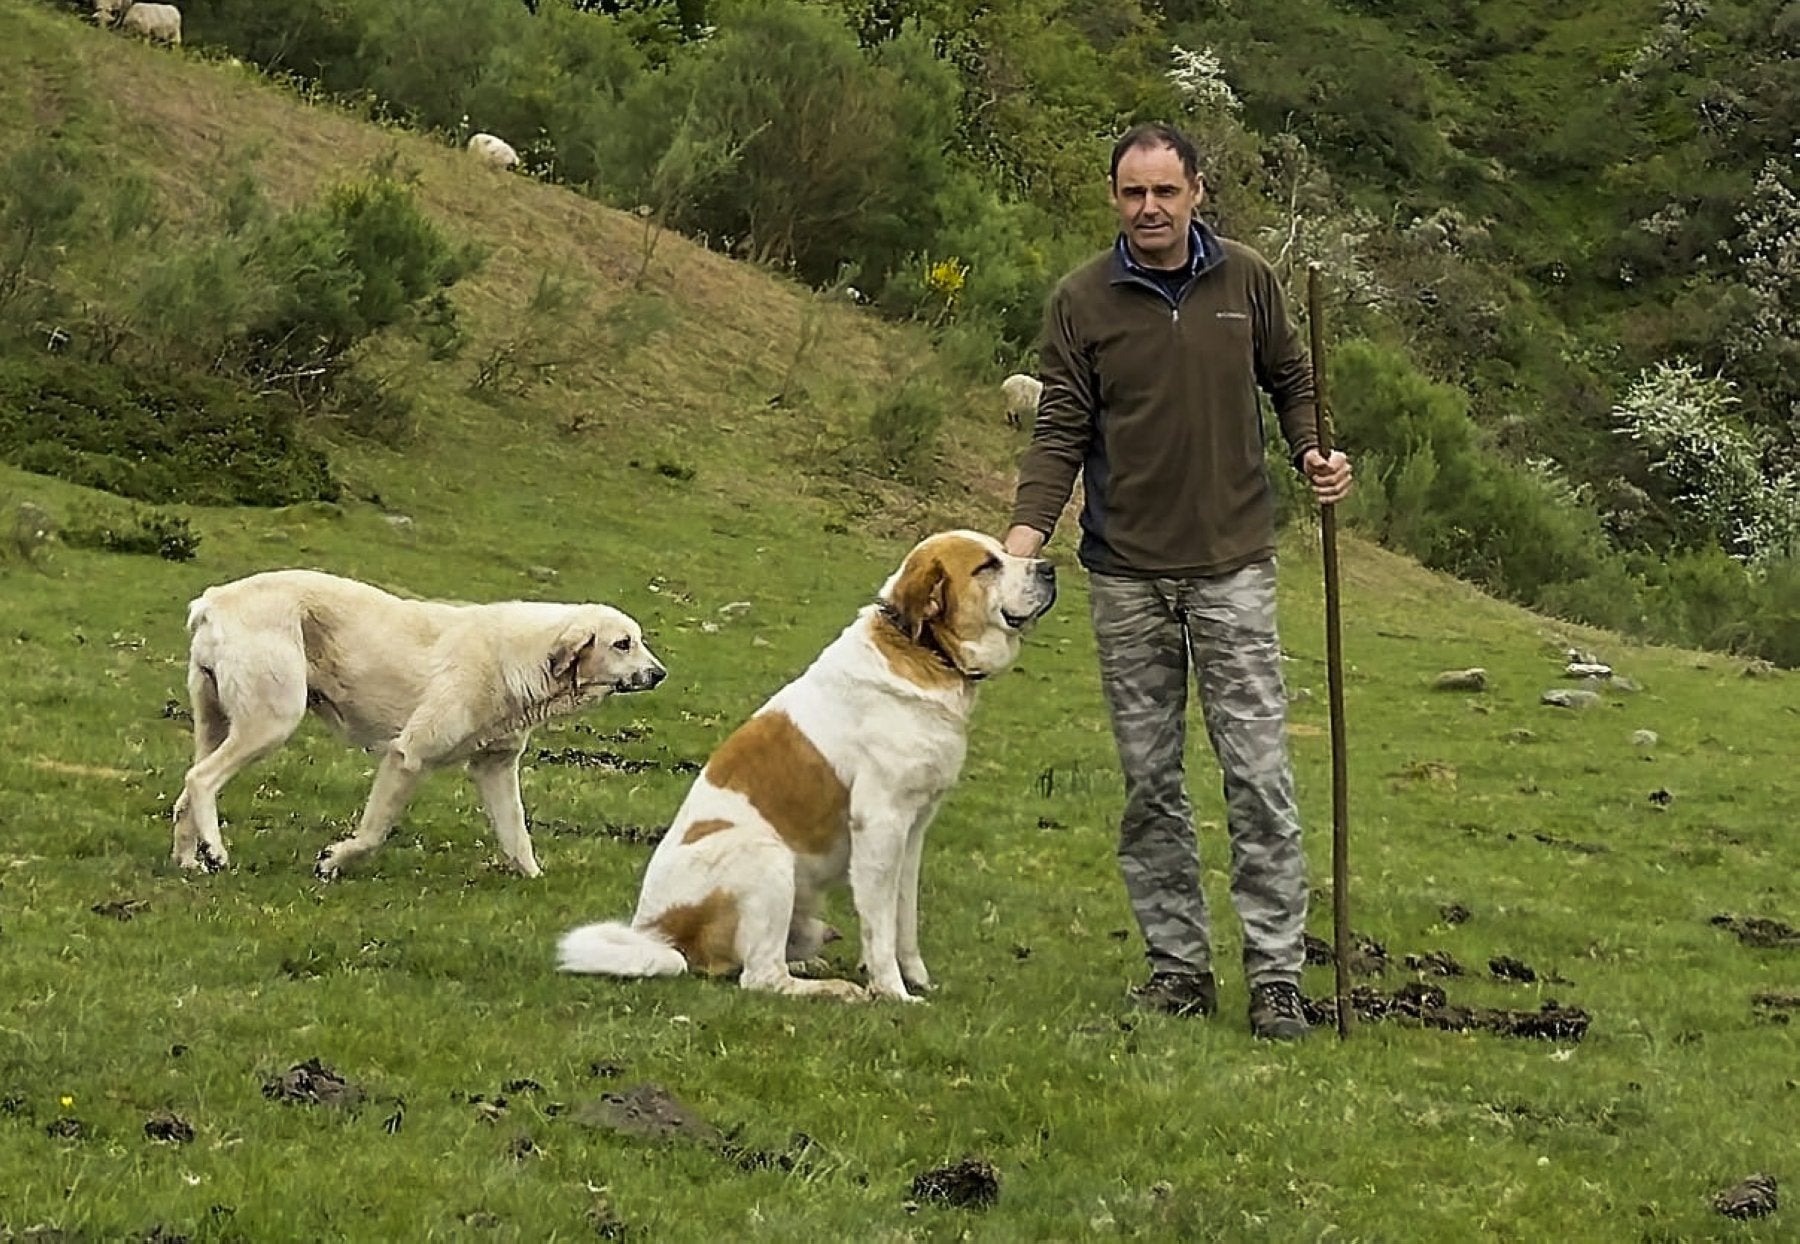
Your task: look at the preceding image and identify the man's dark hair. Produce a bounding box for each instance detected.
[1109,123,1202,184]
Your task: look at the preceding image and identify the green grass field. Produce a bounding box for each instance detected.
[2,6,1796,1240]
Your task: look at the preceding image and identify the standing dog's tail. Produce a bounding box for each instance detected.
[557,921,687,977]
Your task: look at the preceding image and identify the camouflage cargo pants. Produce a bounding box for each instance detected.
[1089,560,1306,986]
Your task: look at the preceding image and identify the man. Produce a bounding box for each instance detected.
[1004,123,1352,1041]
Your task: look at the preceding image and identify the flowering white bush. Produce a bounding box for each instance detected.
[1613,360,1797,562]
[1731,157,1800,371]
[1168,45,1241,116]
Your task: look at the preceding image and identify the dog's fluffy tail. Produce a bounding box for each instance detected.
[557,921,687,977]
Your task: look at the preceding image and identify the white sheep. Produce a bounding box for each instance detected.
[1001,372,1043,429]
[94,0,182,45]
[467,133,521,172]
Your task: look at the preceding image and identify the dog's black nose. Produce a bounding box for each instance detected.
[647,665,667,687]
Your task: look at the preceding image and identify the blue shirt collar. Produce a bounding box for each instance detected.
[1112,220,1220,282]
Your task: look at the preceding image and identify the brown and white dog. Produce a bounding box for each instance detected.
[173,569,665,878]
[557,530,1056,1001]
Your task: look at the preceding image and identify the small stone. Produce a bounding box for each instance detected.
[1541,689,1602,709]
[1432,668,1487,692]
[1631,729,1658,748]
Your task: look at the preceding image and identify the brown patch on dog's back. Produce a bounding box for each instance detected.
[705,712,848,855]
[649,889,740,975]
[680,817,733,845]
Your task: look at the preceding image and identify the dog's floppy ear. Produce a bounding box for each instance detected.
[548,626,599,682]
[887,556,948,643]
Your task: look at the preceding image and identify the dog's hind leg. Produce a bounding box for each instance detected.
[738,877,867,1002]
[466,739,541,877]
[171,671,305,872]
[314,748,426,880]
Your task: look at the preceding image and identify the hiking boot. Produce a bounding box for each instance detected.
[1130,971,1217,1017]
[1248,981,1310,1041]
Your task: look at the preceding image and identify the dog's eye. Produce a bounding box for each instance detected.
[976,556,1002,574]
[611,636,633,652]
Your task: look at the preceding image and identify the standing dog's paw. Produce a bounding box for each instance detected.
[866,982,926,1004]
[313,847,342,882]
[816,979,871,1003]
[194,841,228,874]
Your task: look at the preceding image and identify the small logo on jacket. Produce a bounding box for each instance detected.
[1215,310,1249,320]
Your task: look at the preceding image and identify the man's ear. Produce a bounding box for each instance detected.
[888,557,947,643]
[549,629,598,681]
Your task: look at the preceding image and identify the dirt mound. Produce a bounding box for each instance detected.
[1713,1172,1778,1220]
[143,1111,193,1144]
[572,1083,722,1146]
[911,1158,1001,1210]
[261,1058,365,1108]
[1404,950,1465,976]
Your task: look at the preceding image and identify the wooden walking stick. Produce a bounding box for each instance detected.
[1306,263,1352,1039]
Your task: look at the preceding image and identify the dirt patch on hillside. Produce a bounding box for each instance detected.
[1710,914,1800,948]
[534,746,700,775]
[531,818,668,846]
[1303,983,1590,1041]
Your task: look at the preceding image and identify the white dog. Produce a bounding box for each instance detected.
[558,530,1055,1001]
[172,569,665,878]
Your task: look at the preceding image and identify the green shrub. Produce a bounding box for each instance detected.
[0,354,338,507]
[252,173,479,371]
[63,507,200,561]
[868,377,947,481]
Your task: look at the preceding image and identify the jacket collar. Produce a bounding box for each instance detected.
[1110,220,1225,286]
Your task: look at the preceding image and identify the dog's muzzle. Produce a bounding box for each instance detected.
[614,664,667,693]
[1004,561,1058,630]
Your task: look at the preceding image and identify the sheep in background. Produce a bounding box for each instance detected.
[94,0,182,45]
[467,133,521,172]
[1001,372,1043,429]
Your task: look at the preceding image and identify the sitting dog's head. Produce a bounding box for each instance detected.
[877,529,1056,683]
[549,606,666,696]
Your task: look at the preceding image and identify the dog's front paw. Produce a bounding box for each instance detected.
[866,981,925,1004]
[900,961,933,993]
[313,846,343,882]
[194,841,228,874]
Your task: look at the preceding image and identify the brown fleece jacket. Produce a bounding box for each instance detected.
[1009,223,1317,578]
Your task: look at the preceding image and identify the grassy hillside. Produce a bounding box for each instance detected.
[2,7,1796,1240]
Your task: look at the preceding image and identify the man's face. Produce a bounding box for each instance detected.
[1110,142,1203,268]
